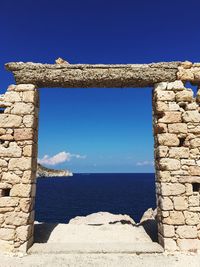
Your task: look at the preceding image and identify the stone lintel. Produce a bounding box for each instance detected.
[5,61,181,88]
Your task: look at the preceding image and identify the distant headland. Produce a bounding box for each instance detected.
[37,163,73,177]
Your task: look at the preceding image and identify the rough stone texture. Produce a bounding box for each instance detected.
[5,62,181,88]
[159,159,181,171]
[153,78,200,252]
[173,196,188,210]
[157,134,179,146]
[0,114,22,127]
[0,84,38,252]
[176,226,197,238]
[8,157,32,170]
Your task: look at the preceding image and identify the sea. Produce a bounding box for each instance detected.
[35,173,156,224]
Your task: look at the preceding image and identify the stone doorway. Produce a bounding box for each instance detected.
[0,61,200,253]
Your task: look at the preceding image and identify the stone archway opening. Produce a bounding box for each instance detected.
[0,61,200,253]
[32,86,158,254]
[35,86,155,223]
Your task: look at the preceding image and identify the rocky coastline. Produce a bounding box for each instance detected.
[37,163,73,177]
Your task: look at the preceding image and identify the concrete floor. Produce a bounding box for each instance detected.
[29,223,163,254]
[1,224,199,267]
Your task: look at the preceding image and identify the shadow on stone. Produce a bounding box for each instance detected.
[139,219,158,243]
[34,223,58,243]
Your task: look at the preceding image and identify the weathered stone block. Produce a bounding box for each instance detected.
[169,147,189,159]
[14,128,34,141]
[0,228,15,241]
[4,91,21,102]
[0,159,8,167]
[189,195,199,207]
[0,207,14,213]
[161,224,175,238]
[0,128,6,135]
[0,197,18,207]
[21,170,35,183]
[14,84,36,92]
[154,123,167,134]
[176,225,197,238]
[186,102,198,110]
[181,159,195,166]
[176,90,193,102]
[2,173,21,184]
[189,166,200,176]
[157,134,179,146]
[155,101,168,112]
[190,148,200,159]
[177,67,194,81]
[163,211,185,225]
[0,142,22,157]
[190,138,200,148]
[160,197,173,210]
[182,111,200,123]
[168,123,187,134]
[188,124,200,134]
[189,207,200,212]
[10,184,32,197]
[5,212,29,226]
[179,176,200,183]
[156,146,168,158]
[16,225,32,241]
[0,134,14,141]
[155,90,175,101]
[185,183,193,196]
[161,183,185,196]
[23,145,33,157]
[158,112,182,123]
[168,102,180,111]
[173,196,188,210]
[19,198,32,213]
[23,115,37,128]
[22,91,36,103]
[159,158,181,171]
[167,81,185,91]
[156,171,171,182]
[184,211,199,225]
[11,103,34,115]
[0,114,22,128]
[8,157,32,171]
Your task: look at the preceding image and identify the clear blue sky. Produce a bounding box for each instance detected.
[0,0,200,173]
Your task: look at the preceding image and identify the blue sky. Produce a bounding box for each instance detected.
[0,0,200,172]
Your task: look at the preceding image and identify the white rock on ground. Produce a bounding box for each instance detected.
[140,208,157,224]
[69,211,135,225]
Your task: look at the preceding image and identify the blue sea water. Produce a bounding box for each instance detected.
[35,173,156,223]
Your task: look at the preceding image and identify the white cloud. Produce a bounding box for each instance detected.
[38,151,86,166]
[136,160,154,166]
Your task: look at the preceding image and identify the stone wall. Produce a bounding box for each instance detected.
[153,80,200,252]
[1,61,200,253]
[0,84,38,252]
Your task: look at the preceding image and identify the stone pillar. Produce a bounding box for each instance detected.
[153,80,200,252]
[0,84,38,252]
